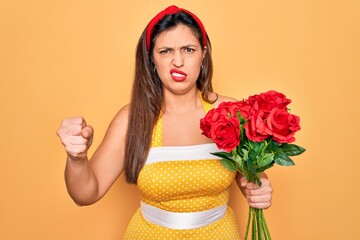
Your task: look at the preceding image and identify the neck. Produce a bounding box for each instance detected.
[163,88,201,113]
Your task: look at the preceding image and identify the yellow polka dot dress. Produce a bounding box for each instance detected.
[123,94,241,239]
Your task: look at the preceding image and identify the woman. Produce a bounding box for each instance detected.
[57,5,273,239]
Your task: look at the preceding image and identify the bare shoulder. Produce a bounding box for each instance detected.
[107,104,130,134]
[212,93,238,108]
[113,104,130,122]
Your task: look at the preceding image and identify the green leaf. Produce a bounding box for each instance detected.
[246,157,258,176]
[259,153,274,168]
[242,149,249,161]
[268,141,280,152]
[248,148,258,162]
[211,151,232,161]
[274,153,295,166]
[233,154,242,165]
[220,159,238,172]
[257,162,275,172]
[281,144,306,156]
[251,141,265,152]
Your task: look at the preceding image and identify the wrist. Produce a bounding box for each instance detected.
[67,154,88,164]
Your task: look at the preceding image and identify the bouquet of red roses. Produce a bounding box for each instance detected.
[200,90,305,240]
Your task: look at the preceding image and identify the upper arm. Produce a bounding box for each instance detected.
[89,105,130,199]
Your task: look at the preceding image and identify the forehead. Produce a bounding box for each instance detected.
[154,24,201,47]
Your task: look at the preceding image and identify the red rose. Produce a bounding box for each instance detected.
[210,116,240,152]
[244,110,270,142]
[265,108,301,143]
[249,90,291,113]
[200,107,228,138]
[200,108,217,138]
[218,100,253,119]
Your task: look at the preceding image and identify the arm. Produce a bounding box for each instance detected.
[235,172,273,209]
[57,105,129,206]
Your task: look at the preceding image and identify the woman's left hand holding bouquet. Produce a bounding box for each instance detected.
[237,172,273,209]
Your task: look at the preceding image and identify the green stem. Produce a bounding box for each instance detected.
[243,208,273,240]
[261,139,272,155]
[261,210,272,240]
[252,208,257,240]
[244,206,252,240]
[257,209,263,239]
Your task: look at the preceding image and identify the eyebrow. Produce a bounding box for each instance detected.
[181,44,198,49]
[156,44,199,50]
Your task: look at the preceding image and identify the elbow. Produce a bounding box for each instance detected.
[70,195,98,207]
[67,188,100,207]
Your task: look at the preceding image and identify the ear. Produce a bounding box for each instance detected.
[202,46,207,60]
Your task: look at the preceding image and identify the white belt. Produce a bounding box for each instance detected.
[140,202,227,230]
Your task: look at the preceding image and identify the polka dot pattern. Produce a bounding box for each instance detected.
[138,160,234,212]
[123,92,241,239]
[201,95,214,114]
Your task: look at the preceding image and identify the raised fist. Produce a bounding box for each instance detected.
[57,117,94,161]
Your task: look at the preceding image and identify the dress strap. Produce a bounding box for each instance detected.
[151,112,162,148]
[199,91,214,114]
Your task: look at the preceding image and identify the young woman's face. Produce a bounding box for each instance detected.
[152,24,206,95]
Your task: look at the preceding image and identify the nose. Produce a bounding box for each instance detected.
[172,50,184,67]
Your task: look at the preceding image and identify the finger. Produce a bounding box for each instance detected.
[245,181,261,190]
[245,176,271,190]
[61,116,86,127]
[61,135,88,145]
[248,201,272,209]
[246,192,272,209]
[245,182,272,196]
[58,124,84,137]
[247,192,272,204]
[240,177,248,187]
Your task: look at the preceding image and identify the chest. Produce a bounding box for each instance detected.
[162,109,211,146]
[138,160,235,202]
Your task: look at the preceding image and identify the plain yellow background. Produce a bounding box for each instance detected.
[1,0,359,239]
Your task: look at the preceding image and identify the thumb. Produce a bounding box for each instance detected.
[240,177,248,188]
[81,125,94,145]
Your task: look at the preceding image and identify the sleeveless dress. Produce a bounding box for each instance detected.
[123,94,241,240]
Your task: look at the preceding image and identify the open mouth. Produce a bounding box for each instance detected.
[170,69,187,82]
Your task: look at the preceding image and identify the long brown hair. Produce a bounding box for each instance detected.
[124,11,214,183]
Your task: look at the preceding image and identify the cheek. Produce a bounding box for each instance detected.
[153,52,172,66]
[154,59,171,79]
[191,56,203,68]
[187,57,202,77]
[154,58,169,70]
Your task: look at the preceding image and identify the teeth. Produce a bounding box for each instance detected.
[172,72,185,77]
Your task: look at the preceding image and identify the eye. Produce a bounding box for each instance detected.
[159,49,172,54]
[184,47,195,53]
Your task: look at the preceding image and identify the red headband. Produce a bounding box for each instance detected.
[146,5,207,51]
